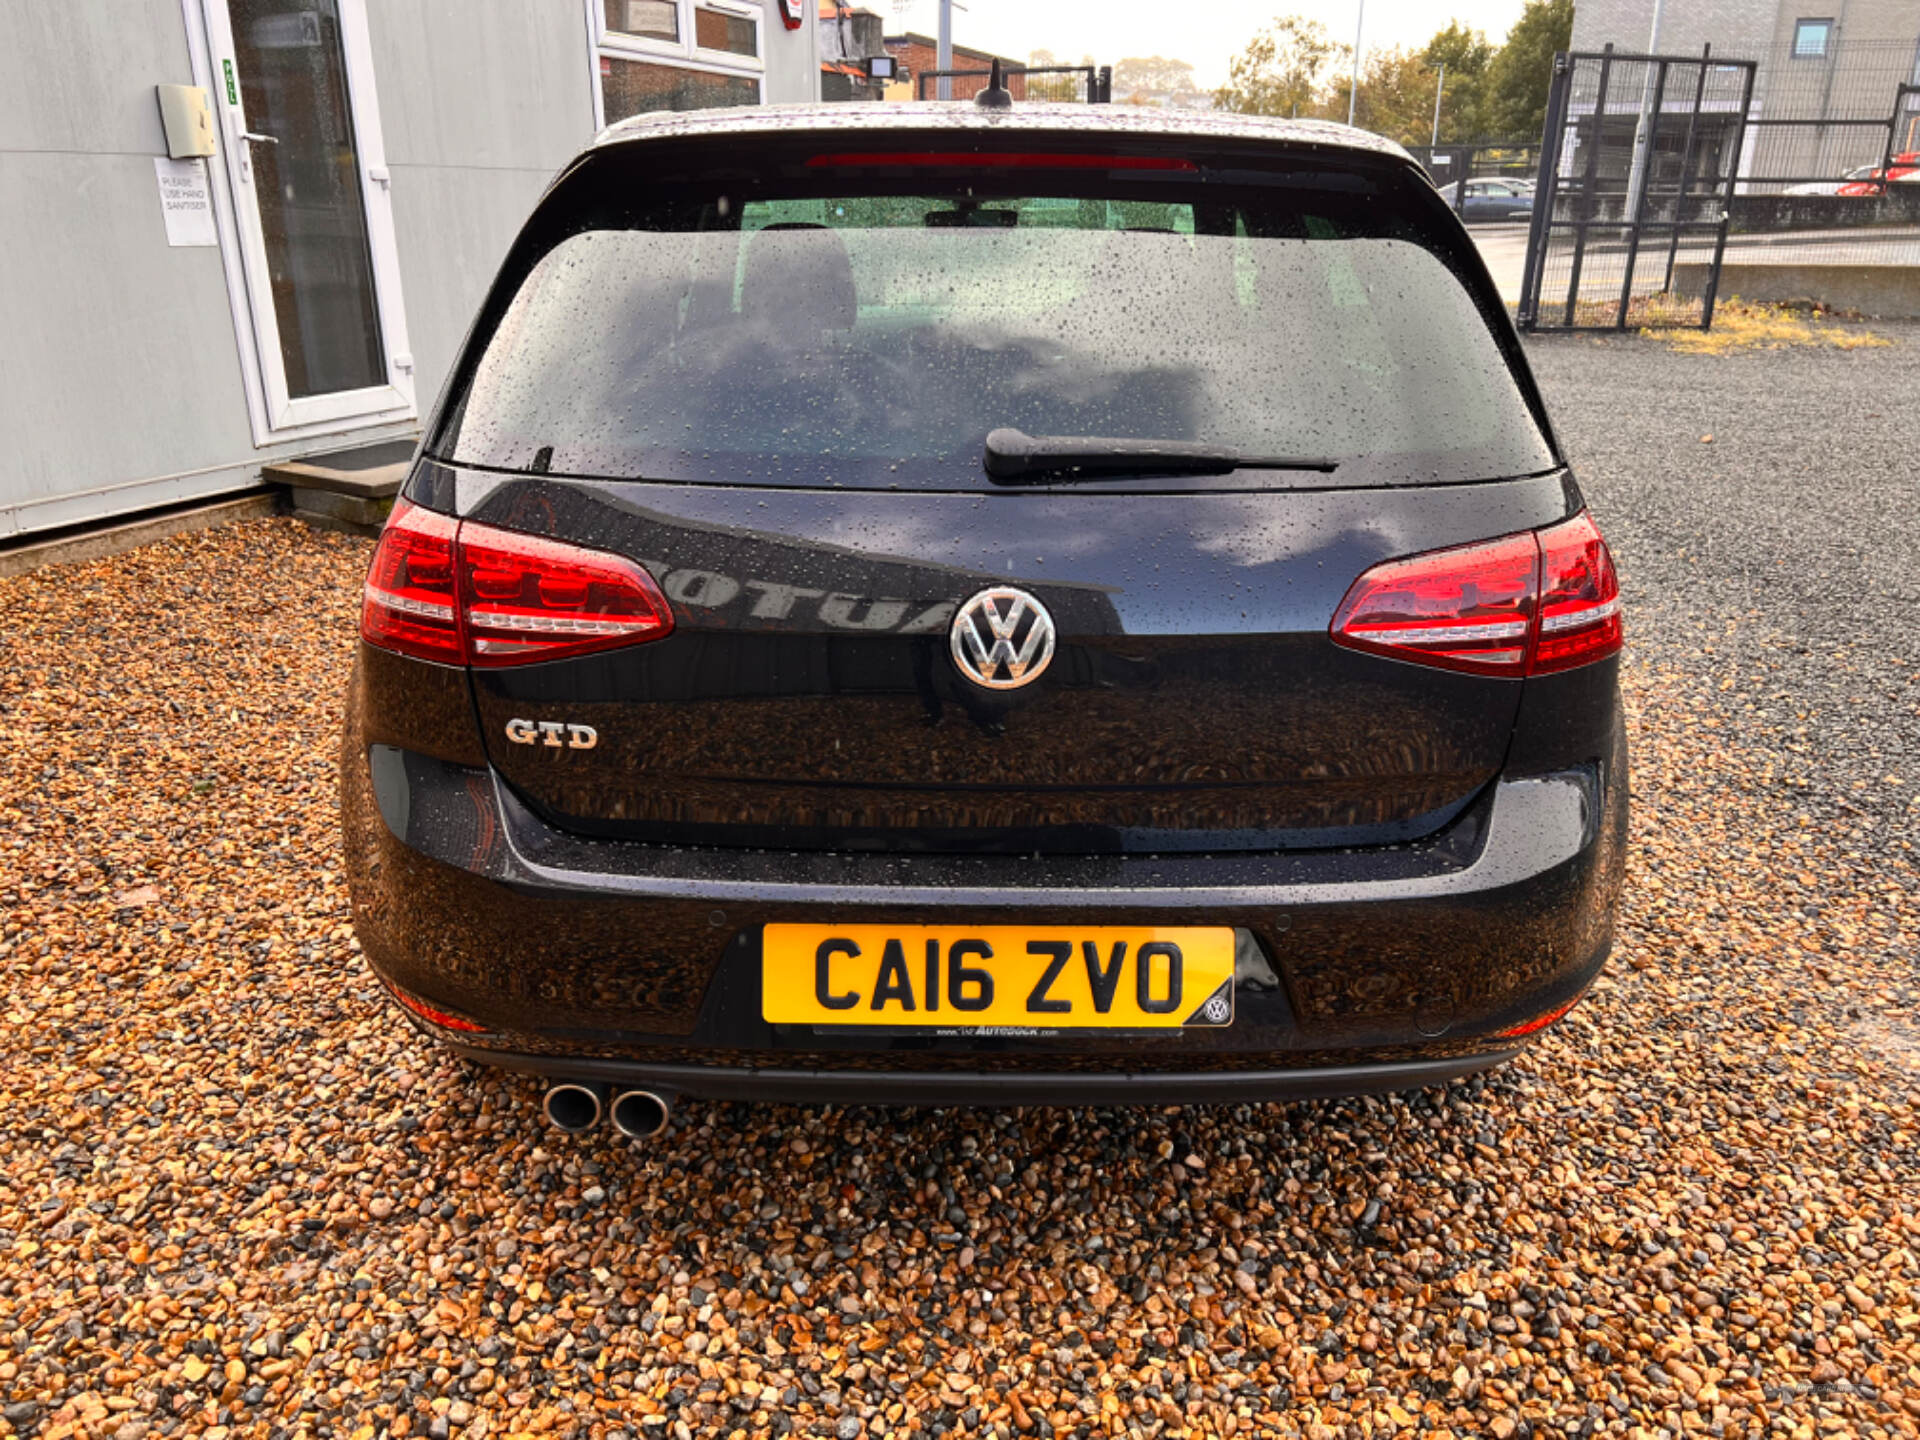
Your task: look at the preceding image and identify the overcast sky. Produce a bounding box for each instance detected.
[881,0,1535,88]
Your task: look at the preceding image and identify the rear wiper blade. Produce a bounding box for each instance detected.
[983,428,1338,484]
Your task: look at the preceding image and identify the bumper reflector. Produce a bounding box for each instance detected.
[1496,993,1583,1038]
[383,981,490,1035]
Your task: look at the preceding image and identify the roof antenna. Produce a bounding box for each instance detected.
[975,57,1013,109]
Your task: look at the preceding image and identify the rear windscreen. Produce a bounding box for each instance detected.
[434,145,1555,488]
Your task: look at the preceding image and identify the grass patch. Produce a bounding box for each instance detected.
[1653,297,1892,354]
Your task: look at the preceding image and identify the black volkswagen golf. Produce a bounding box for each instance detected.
[341,101,1626,1135]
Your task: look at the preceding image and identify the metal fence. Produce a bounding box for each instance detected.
[915,65,1111,104]
[1520,49,1756,331]
[1520,39,1920,330]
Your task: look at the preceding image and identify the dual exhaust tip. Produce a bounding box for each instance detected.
[542,1082,672,1139]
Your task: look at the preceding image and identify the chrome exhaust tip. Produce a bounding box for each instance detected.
[542,1082,605,1133]
[609,1088,673,1139]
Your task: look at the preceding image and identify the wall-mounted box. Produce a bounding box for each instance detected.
[156,84,217,159]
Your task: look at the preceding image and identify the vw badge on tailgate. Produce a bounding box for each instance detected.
[950,587,1055,690]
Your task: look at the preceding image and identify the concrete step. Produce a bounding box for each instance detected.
[263,439,415,535]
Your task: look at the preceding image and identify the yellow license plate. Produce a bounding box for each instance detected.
[762,925,1235,1029]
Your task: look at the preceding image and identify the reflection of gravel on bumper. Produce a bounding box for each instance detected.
[5,314,1920,1440]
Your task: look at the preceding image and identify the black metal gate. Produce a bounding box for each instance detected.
[915,65,1111,103]
[1518,48,1757,331]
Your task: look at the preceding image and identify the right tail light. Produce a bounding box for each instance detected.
[361,500,674,668]
[1331,511,1621,676]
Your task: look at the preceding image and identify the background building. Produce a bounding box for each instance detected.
[819,2,888,100]
[883,34,1031,100]
[0,2,820,540]
[1570,0,1920,184]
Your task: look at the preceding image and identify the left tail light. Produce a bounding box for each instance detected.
[1331,511,1621,676]
[1531,512,1623,674]
[361,502,461,665]
[361,500,674,668]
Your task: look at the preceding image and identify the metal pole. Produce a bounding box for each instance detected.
[1348,0,1364,127]
[1431,63,1445,147]
[1616,58,1670,329]
[1623,0,1666,222]
[1517,52,1572,330]
[1701,61,1757,330]
[937,0,952,101]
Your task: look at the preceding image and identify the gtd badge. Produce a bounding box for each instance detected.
[505,718,598,750]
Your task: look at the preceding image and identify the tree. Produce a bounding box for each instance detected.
[1482,0,1573,139]
[1214,18,1347,118]
[1027,48,1057,67]
[1325,47,1450,147]
[1112,55,1199,99]
[1422,21,1494,142]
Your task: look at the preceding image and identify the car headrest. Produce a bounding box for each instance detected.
[740,223,857,333]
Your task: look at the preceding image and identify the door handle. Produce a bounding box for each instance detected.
[241,131,278,146]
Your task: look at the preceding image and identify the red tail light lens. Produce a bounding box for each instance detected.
[360,505,673,668]
[457,520,672,668]
[1329,532,1539,676]
[1532,513,1623,674]
[361,500,461,665]
[1331,511,1622,677]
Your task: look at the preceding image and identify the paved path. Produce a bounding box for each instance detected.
[1471,222,1920,304]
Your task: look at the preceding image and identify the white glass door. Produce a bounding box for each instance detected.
[203,0,414,432]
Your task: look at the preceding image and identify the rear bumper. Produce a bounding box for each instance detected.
[341,682,1627,1091]
[438,1048,1521,1105]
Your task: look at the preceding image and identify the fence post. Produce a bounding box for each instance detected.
[1877,85,1904,190]
[1518,53,1574,330]
[1096,66,1111,103]
[1662,44,1711,295]
[1700,60,1757,330]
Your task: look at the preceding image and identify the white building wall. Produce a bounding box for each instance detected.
[1568,0,1776,59]
[0,1,317,537]
[367,3,596,415]
[0,0,814,539]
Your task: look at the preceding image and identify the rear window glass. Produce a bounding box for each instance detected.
[435,145,1553,488]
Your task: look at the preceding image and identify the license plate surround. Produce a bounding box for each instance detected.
[762,925,1235,1030]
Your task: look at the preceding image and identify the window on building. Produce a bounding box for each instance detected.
[1792,18,1833,58]
[590,0,763,126]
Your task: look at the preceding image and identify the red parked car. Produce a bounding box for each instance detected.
[1837,152,1920,195]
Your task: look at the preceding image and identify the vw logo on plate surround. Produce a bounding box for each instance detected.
[950,586,1056,690]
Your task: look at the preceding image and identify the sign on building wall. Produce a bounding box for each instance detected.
[154,158,217,247]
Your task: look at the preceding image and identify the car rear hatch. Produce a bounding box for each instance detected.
[417,124,1565,855]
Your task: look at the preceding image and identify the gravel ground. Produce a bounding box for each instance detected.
[2,330,1918,1440]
